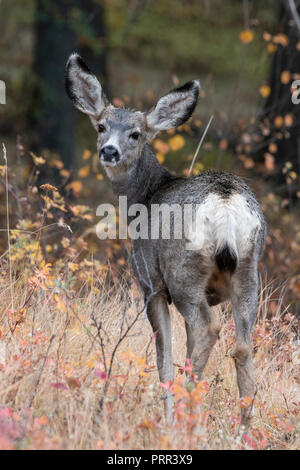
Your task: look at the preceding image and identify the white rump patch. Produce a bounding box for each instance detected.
[185,193,261,258]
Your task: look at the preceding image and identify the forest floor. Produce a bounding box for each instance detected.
[0,260,299,450]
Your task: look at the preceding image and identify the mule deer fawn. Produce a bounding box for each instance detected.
[65,53,266,425]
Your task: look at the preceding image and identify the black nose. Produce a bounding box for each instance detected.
[100,145,120,163]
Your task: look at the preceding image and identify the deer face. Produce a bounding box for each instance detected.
[65,53,200,179]
[95,106,148,172]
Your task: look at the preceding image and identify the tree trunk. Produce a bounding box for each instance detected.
[31,0,108,168]
[78,0,109,97]
[262,0,300,191]
[31,0,77,167]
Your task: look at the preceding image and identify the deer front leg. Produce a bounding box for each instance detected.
[147,293,174,423]
[185,321,195,363]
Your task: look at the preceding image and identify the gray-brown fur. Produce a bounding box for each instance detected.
[65,53,266,426]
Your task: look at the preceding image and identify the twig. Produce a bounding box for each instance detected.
[288,0,300,35]
[29,334,56,408]
[188,115,214,177]
[2,143,14,312]
[98,292,157,412]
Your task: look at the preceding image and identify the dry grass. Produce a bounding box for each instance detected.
[0,262,299,450]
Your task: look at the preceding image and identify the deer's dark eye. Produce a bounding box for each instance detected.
[130,131,141,141]
[98,124,106,133]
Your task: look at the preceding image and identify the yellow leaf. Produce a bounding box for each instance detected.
[54,294,66,312]
[61,237,70,248]
[239,30,254,44]
[289,171,297,180]
[78,165,90,178]
[30,152,46,165]
[82,149,92,160]
[96,173,104,180]
[259,85,271,98]
[156,152,165,164]
[192,162,204,174]
[168,135,185,151]
[68,262,79,272]
[280,70,291,84]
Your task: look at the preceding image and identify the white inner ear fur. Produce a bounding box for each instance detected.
[147,81,200,131]
[67,54,105,118]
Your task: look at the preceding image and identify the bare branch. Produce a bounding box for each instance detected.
[288,0,300,35]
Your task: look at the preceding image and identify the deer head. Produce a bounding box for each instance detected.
[65,53,200,179]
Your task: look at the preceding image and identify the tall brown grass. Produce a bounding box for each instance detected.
[0,262,299,450]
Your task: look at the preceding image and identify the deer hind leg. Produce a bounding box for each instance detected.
[230,263,258,426]
[147,292,174,423]
[185,321,195,362]
[177,299,221,381]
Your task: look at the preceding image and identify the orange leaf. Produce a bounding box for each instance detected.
[40,184,57,192]
[274,116,283,128]
[219,139,228,150]
[273,33,289,47]
[66,180,82,196]
[280,70,291,84]
[268,143,278,154]
[78,165,90,178]
[284,113,293,127]
[154,139,169,155]
[264,153,275,171]
[82,149,92,160]
[267,43,277,54]
[239,30,254,44]
[262,32,272,42]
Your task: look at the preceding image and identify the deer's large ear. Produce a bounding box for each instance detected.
[65,53,108,118]
[146,80,200,133]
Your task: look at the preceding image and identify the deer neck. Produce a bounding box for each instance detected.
[111,144,175,205]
